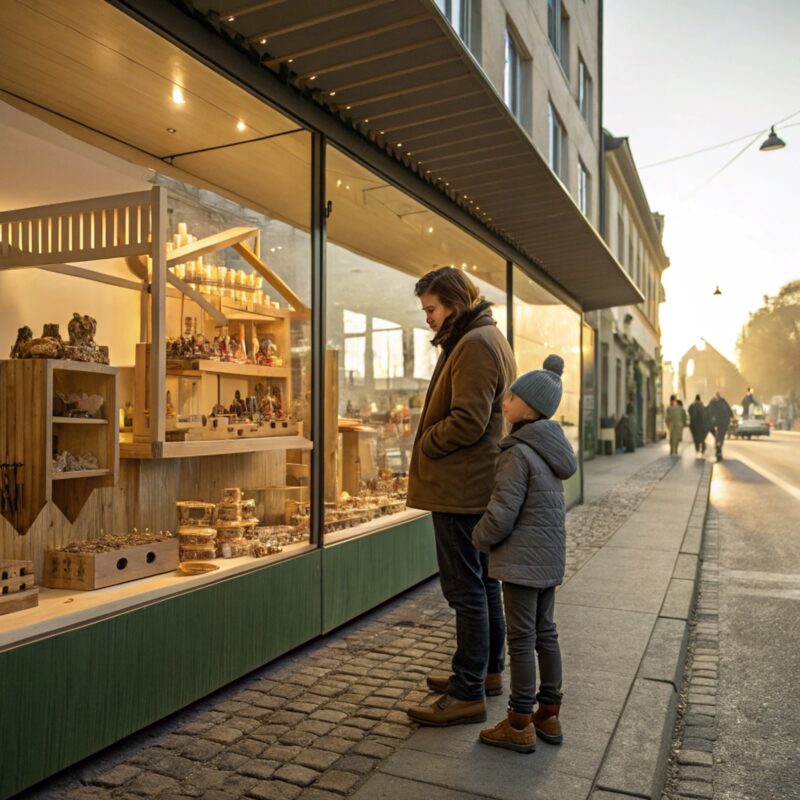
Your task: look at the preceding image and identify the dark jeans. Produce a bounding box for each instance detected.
[503,583,563,713]
[432,512,505,701]
[713,424,728,458]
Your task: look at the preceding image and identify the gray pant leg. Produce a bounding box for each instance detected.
[534,586,563,705]
[503,583,564,714]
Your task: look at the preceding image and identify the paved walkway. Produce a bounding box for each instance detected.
[23,442,706,800]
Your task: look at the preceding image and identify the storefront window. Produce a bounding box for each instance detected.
[512,266,581,503]
[0,94,314,638]
[324,146,507,542]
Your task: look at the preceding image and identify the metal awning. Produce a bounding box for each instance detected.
[121,0,643,311]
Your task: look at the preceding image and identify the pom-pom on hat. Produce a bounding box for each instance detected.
[510,354,564,419]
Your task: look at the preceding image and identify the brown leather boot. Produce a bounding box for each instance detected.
[426,671,503,697]
[479,710,536,753]
[533,703,563,744]
[406,693,487,727]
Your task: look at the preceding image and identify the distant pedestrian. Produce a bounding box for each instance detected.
[707,391,734,461]
[688,394,708,454]
[741,387,757,420]
[665,394,687,455]
[472,356,577,754]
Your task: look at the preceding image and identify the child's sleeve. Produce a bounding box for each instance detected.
[472,448,529,554]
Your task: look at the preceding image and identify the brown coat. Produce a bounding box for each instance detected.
[407,315,516,514]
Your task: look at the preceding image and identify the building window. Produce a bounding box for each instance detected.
[548,102,567,180]
[548,0,570,75]
[578,56,592,126]
[435,0,473,49]
[504,28,523,123]
[617,214,625,264]
[578,159,590,215]
[629,240,635,281]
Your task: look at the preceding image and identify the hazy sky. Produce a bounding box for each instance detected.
[604,0,800,367]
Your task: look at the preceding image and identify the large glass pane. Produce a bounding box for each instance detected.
[324,146,507,542]
[513,267,581,503]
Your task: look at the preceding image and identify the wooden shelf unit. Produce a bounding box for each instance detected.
[0,359,119,532]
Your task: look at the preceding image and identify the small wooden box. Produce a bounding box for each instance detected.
[42,539,179,591]
[0,587,39,616]
[0,560,38,616]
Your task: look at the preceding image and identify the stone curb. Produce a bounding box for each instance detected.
[593,460,713,800]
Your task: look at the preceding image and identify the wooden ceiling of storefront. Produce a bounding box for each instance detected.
[186,0,642,311]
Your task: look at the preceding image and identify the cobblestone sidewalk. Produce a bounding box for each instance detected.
[26,454,675,800]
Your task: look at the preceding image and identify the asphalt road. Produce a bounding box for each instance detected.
[709,433,800,800]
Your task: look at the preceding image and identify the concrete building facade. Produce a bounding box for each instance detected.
[592,133,670,448]
[436,0,603,230]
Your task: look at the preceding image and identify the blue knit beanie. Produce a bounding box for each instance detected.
[510,355,564,419]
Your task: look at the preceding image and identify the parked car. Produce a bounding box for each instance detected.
[733,405,771,439]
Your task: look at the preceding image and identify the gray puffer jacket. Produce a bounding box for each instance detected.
[472,419,577,588]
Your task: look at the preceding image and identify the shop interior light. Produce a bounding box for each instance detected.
[336,179,342,188]
[260,38,267,44]
[345,105,351,110]
[396,142,402,147]
[287,59,294,63]
[427,226,434,234]
[363,118,369,123]
[226,15,235,22]
[329,91,336,96]
[171,86,186,105]
[166,127,176,134]
[309,74,317,80]
[236,120,246,131]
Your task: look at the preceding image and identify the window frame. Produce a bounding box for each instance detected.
[504,27,523,123]
[578,55,593,127]
[548,101,568,182]
[578,159,590,216]
[548,0,570,76]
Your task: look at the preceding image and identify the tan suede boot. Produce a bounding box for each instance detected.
[426,671,503,697]
[479,710,536,753]
[533,703,563,744]
[406,693,487,727]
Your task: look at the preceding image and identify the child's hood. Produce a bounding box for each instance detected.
[501,419,577,480]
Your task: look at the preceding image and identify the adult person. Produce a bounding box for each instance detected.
[688,394,709,455]
[707,391,734,462]
[405,267,516,727]
[665,394,686,456]
[741,387,757,420]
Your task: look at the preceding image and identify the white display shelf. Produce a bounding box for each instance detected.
[52,417,109,425]
[120,435,312,459]
[0,541,315,652]
[49,469,112,481]
[323,508,429,546]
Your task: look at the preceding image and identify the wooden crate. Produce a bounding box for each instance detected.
[0,587,39,616]
[42,538,179,591]
[1,559,35,593]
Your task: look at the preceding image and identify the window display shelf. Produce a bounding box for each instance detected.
[166,360,290,379]
[52,417,109,425]
[50,469,112,481]
[120,434,312,459]
[323,508,429,546]
[0,540,315,652]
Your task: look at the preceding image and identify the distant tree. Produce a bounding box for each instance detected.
[737,280,800,401]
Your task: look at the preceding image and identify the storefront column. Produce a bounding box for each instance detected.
[311,131,326,547]
[506,260,514,349]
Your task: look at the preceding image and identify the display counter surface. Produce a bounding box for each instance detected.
[323,508,429,546]
[0,541,314,652]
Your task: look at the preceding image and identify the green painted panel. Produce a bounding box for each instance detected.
[0,550,321,800]
[322,515,437,633]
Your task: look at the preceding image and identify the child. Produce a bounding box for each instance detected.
[472,355,577,753]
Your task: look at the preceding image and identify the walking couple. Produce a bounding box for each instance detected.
[404,267,577,754]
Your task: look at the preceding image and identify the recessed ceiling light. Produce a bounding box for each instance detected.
[396,142,402,147]
[166,127,176,133]
[364,118,369,123]
[309,74,317,80]
[171,86,185,105]
[287,58,294,63]
[227,15,235,22]
[345,105,351,110]
[236,120,246,131]
[379,130,385,135]
[329,91,336,96]
[260,38,267,44]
